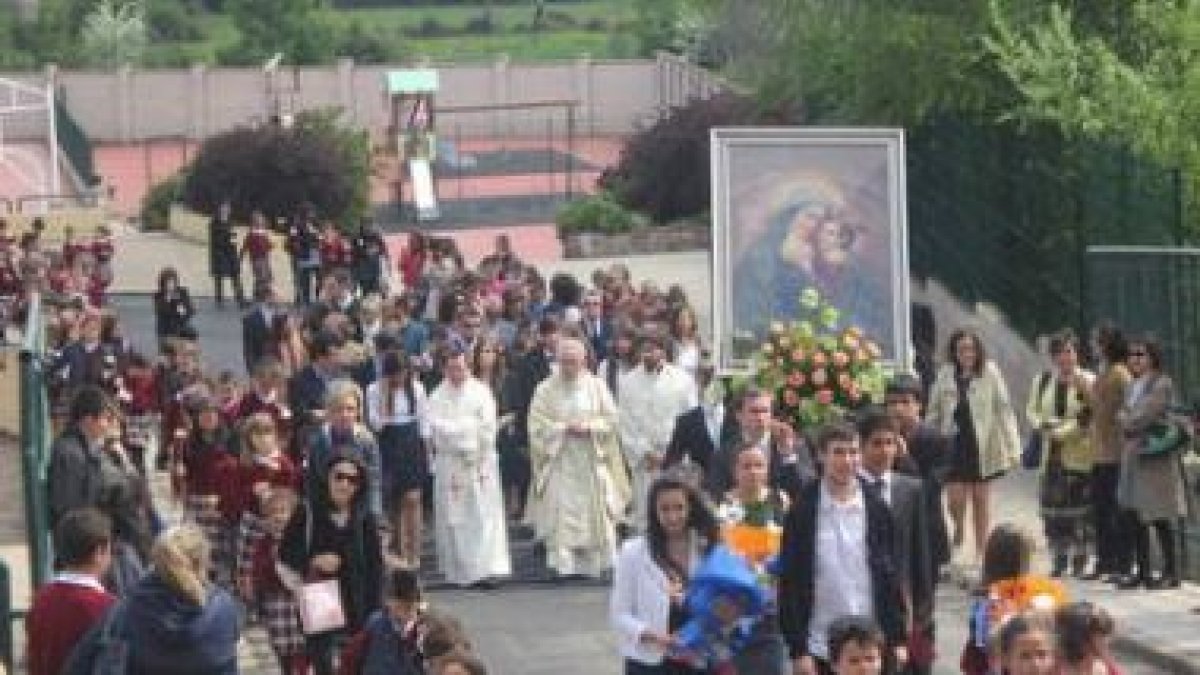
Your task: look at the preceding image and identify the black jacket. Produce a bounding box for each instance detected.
[705,432,814,504]
[241,306,272,374]
[663,405,732,477]
[153,288,195,341]
[777,479,906,659]
[896,423,951,569]
[509,349,553,447]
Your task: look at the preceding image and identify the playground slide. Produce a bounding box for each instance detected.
[409,158,440,221]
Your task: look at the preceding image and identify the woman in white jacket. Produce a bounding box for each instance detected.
[610,474,720,674]
[926,329,1021,568]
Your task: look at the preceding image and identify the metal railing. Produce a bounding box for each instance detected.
[19,291,51,590]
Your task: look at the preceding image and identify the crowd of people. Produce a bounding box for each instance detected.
[3,209,1188,675]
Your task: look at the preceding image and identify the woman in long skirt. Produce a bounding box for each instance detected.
[1026,330,1095,577]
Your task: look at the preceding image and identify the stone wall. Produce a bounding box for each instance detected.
[1,53,723,143]
[560,223,710,259]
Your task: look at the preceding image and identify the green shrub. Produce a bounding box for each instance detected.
[412,17,447,37]
[141,171,187,231]
[556,193,636,235]
[463,13,495,34]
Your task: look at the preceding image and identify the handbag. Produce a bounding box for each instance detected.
[1142,420,1190,457]
[296,578,346,635]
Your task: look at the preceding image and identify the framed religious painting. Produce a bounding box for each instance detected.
[710,127,911,373]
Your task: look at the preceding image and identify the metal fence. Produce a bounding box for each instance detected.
[19,292,51,590]
[1087,247,1200,402]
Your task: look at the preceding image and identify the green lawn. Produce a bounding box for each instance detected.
[335,1,633,31]
[404,30,633,62]
[144,1,638,66]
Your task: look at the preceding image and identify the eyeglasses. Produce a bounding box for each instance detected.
[331,471,362,486]
[1129,351,1147,357]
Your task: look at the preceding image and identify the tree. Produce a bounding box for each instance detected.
[220,0,337,66]
[81,0,148,68]
[182,108,371,225]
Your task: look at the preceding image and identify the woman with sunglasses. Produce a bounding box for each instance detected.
[278,452,384,675]
[1115,335,1188,589]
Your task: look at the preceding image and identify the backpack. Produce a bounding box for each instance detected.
[61,598,130,675]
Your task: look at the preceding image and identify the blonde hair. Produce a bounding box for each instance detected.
[151,524,211,605]
[325,378,363,411]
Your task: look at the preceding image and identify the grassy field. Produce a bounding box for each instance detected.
[333,1,634,31]
[146,1,636,65]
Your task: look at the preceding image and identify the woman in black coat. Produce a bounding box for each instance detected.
[279,451,384,675]
[153,267,196,346]
[209,201,245,307]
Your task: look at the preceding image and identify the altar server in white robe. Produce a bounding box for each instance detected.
[427,348,512,586]
[528,337,631,577]
[618,331,698,530]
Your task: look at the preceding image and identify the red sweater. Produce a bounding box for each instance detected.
[243,229,273,260]
[26,577,115,675]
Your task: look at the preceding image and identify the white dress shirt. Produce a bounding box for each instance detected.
[366,378,431,438]
[808,481,874,659]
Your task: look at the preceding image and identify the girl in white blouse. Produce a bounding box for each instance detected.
[365,351,430,569]
[611,474,719,674]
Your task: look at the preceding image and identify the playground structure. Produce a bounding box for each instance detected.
[381,68,585,228]
[384,69,442,223]
[0,77,60,203]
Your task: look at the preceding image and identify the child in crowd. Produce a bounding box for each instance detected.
[242,211,275,292]
[177,395,239,583]
[962,524,1036,675]
[216,369,245,422]
[119,351,162,475]
[827,615,884,675]
[61,226,85,268]
[339,568,427,674]
[1054,602,1120,675]
[996,612,1056,675]
[90,224,115,284]
[429,651,488,675]
[231,412,301,545]
[243,488,307,674]
[25,508,116,675]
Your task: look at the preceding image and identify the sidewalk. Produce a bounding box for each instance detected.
[1063,577,1200,674]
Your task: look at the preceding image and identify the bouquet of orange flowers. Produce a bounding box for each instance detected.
[753,288,889,429]
[987,574,1068,619]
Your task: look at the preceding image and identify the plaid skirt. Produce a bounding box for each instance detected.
[186,496,234,583]
[262,589,306,657]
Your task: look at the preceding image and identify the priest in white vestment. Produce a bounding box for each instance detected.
[528,337,631,577]
[618,332,698,531]
[427,349,512,586]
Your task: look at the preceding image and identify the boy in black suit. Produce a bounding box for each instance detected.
[778,423,907,675]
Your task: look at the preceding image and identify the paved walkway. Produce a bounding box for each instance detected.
[1,231,1197,673]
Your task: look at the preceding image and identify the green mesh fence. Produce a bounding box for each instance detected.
[54,98,97,187]
[907,114,1183,342]
[19,293,51,590]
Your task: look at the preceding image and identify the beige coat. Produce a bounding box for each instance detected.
[926,361,1021,479]
[1117,373,1188,520]
[1090,364,1131,465]
[1025,368,1095,473]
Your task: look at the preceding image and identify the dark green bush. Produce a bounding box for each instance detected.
[556,193,635,235]
[141,171,187,231]
[463,13,495,34]
[599,92,781,223]
[413,17,447,37]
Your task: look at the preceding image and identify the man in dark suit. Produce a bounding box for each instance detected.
[580,290,611,365]
[241,284,276,375]
[288,330,343,434]
[859,408,934,674]
[777,423,907,675]
[704,387,814,503]
[884,374,952,575]
[504,315,559,518]
[663,360,732,480]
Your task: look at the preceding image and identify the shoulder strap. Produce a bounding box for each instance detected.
[1037,371,1052,400]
